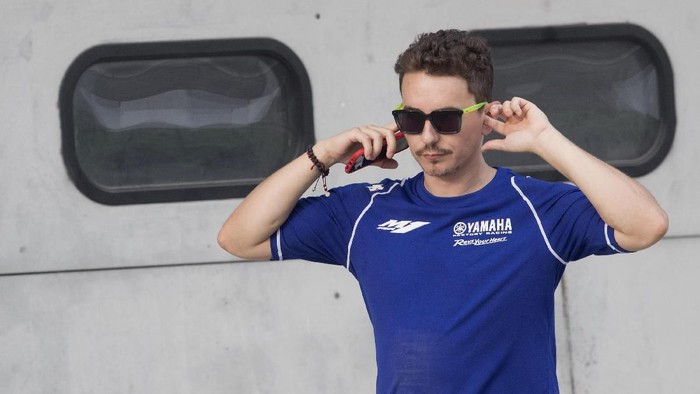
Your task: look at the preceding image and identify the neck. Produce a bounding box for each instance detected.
[423,161,497,198]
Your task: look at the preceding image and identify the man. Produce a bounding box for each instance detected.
[218,30,668,392]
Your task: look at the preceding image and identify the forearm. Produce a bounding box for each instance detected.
[217,148,330,259]
[534,127,668,251]
[217,123,399,259]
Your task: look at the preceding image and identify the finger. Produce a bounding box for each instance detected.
[377,123,399,158]
[349,127,378,160]
[369,124,396,160]
[361,127,385,160]
[354,123,399,160]
[490,106,504,120]
[520,98,540,118]
[511,97,524,117]
[363,123,397,159]
[501,100,514,118]
[485,101,502,118]
[370,127,389,160]
[384,121,399,132]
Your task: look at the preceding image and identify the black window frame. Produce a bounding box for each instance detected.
[474,23,675,180]
[59,38,314,205]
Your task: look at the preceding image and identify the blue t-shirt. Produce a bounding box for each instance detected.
[271,167,627,393]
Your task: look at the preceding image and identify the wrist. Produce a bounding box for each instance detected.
[531,126,566,158]
[309,141,337,169]
[306,144,332,196]
[306,146,330,176]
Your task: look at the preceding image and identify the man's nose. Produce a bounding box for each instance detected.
[421,119,440,144]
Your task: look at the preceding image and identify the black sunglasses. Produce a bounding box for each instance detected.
[392,102,486,134]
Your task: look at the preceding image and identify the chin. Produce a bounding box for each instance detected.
[423,164,459,178]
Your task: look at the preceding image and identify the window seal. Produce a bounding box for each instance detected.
[474,23,675,179]
[59,38,314,205]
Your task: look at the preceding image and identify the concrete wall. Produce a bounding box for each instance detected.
[1,0,697,392]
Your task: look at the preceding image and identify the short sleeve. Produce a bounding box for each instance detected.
[270,183,370,266]
[517,177,631,262]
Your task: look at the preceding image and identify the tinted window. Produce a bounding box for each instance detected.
[60,38,313,204]
[475,24,674,179]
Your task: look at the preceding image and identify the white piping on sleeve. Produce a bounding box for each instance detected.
[275,229,283,260]
[345,182,402,270]
[510,176,567,265]
[604,223,623,253]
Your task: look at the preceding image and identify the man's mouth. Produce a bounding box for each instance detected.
[419,149,450,161]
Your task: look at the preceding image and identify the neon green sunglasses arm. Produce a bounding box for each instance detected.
[463,102,487,113]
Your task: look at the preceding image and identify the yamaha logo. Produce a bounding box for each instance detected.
[454,218,513,237]
[452,218,513,247]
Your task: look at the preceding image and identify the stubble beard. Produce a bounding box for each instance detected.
[416,145,460,179]
[424,162,460,178]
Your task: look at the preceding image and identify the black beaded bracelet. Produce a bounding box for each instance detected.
[306,147,330,196]
[306,147,329,176]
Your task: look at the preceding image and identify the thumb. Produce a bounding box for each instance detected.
[373,158,399,169]
[481,139,507,153]
[482,115,503,133]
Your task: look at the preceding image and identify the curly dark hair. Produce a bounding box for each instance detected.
[394,29,493,103]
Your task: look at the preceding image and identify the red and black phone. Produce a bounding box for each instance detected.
[344,132,409,173]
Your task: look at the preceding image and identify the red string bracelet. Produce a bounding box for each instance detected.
[306,146,330,196]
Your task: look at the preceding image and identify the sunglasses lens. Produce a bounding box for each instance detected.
[394,111,425,134]
[430,111,462,134]
[392,109,463,134]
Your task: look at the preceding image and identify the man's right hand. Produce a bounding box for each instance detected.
[313,122,401,170]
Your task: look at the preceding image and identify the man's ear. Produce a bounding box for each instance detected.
[481,121,493,136]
